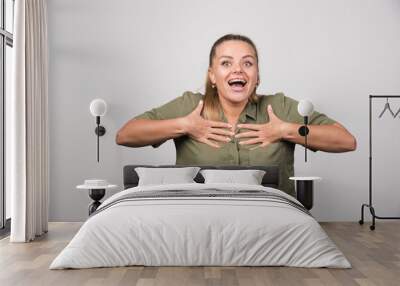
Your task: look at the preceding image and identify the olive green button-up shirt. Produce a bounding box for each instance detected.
[134,91,336,197]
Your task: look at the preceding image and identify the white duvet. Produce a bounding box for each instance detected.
[50,183,351,269]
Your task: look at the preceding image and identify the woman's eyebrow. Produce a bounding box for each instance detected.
[242,55,255,59]
[218,55,234,59]
[218,55,255,60]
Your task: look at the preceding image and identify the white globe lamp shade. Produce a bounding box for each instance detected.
[297,100,314,117]
[90,99,107,117]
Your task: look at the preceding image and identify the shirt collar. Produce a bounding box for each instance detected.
[245,100,257,120]
[238,100,257,123]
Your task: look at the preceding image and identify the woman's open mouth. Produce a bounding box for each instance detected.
[228,78,247,92]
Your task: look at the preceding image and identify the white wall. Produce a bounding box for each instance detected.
[47,0,400,221]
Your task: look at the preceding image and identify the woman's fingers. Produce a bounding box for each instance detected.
[194,100,203,115]
[207,134,231,142]
[239,137,263,145]
[237,123,261,131]
[210,127,235,136]
[234,131,259,139]
[208,120,232,129]
[202,138,221,148]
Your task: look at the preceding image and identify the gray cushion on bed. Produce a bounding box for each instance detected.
[200,169,266,185]
[124,165,279,190]
[135,167,200,186]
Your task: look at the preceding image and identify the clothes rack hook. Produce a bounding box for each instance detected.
[378,97,395,118]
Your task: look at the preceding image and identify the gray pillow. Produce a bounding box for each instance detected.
[135,167,200,186]
[200,169,266,185]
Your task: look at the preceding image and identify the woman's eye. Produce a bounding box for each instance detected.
[221,61,231,67]
[244,61,253,67]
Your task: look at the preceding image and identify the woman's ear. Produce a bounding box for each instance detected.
[208,68,216,85]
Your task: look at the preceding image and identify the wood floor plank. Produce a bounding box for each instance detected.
[0,222,399,286]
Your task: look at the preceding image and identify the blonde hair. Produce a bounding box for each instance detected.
[202,34,260,121]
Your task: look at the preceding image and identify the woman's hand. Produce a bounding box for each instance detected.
[235,105,286,150]
[182,100,234,148]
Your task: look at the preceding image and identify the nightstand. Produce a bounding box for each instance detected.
[77,180,117,215]
[289,177,321,210]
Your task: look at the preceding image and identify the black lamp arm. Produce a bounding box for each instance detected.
[93,116,106,162]
[298,116,310,162]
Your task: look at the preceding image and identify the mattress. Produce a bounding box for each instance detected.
[50,183,351,269]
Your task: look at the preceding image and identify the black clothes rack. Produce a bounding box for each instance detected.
[359,95,400,230]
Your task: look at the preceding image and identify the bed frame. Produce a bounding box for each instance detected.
[123,165,279,189]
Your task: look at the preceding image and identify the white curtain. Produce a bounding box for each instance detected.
[9,0,49,242]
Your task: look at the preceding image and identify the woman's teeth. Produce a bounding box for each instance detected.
[228,79,247,87]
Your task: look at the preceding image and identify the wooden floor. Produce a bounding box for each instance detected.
[0,222,399,286]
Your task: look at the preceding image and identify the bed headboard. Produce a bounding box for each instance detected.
[123,165,279,189]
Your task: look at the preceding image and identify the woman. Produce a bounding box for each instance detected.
[116,34,356,196]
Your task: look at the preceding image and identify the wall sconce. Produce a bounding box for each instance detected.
[89,99,107,162]
[297,100,314,162]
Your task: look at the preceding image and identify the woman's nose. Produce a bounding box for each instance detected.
[232,63,243,73]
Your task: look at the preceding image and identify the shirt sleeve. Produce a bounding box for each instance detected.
[133,91,202,148]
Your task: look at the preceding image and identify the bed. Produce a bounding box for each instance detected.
[50,165,351,269]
